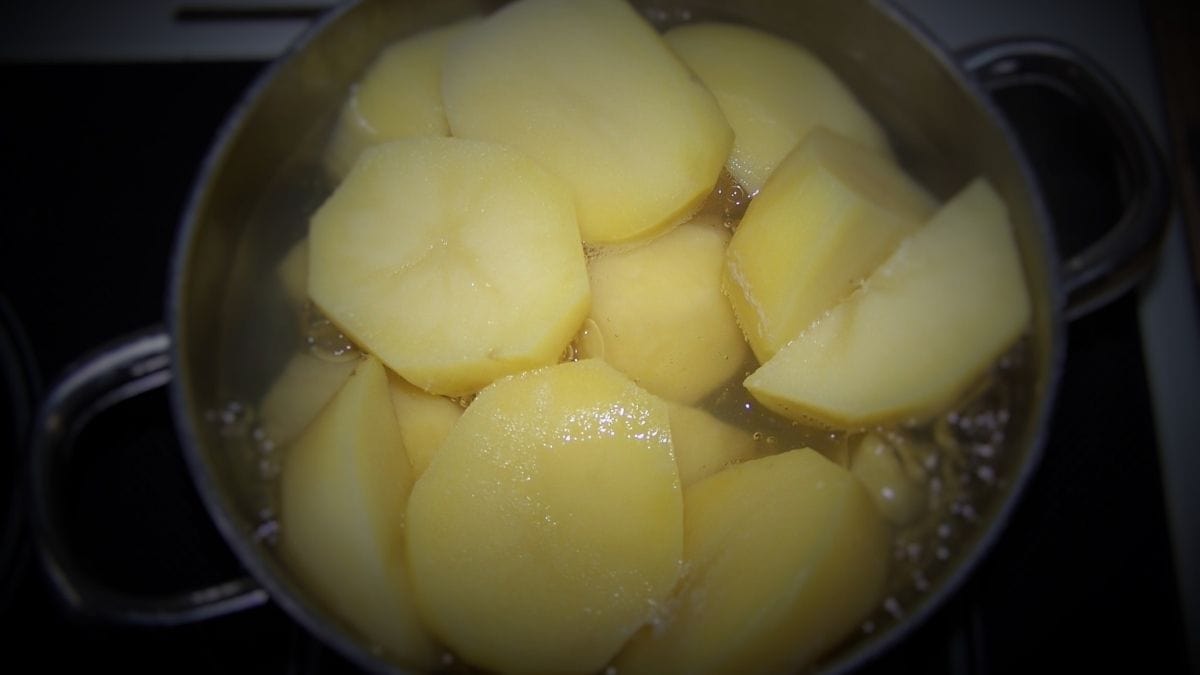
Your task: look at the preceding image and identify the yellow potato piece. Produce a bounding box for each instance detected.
[407,359,683,675]
[279,356,438,668]
[442,0,732,244]
[583,216,749,404]
[616,448,890,674]
[667,401,757,487]
[850,433,927,527]
[308,136,590,396]
[259,350,357,448]
[323,20,474,179]
[725,127,936,363]
[665,22,892,195]
[745,178,1032,428]
[386,371,462,479]
[276,238,308,309]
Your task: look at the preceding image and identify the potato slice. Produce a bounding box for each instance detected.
[279,355,438,668]
[725,128,935,363]
[745,178,1032,428]
[442,0,732,244]
[667,401,757,487]
[323,20,474,179]
[665,22,892,195]
[259,350,358,448]
[616,448,890,674]
[386,372,462,479]
[407,359,682,675]
[308,136,590,396]
[582,216,749,404]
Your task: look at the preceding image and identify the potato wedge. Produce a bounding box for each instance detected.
[308,136,590,396]
[324,20,474,179]
[407,359,682,675]
[745,178,1031,427]
[583,215,749,403]
[442,0,732,244]
[665,22,892,195]
[617,448,890,674]
[724,127,935,363]
[850,433,927,526]
[276,238,308,309]
[259,350,358,448]
[279,356,437,668]
[386,372,462,479]
[667,401,757,487]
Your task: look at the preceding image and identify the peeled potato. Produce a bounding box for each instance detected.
[279,356,437,668]
[323,20,474,179]
[276,238,309,309]
[386,372,463,479]
[407,359,683,675]
[724,128,936,364]
[665,22,892,195]
[442,0,732,244]
[850,433,927,526]
[745,178,1032,427]
[259,350,358,447]
[308,136,590,396]
[616,448,890,674]
[667,401,757,487]
[582,215,749,404]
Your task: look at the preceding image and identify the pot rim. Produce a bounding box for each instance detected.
[165,2,407,672]
[165,1,1067,673]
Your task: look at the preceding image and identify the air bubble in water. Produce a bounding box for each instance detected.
[641,6,693,29]
[306,319,357,360]
[913,570,930,592]
[258,457,281,480]
[906,542,922,562]
[209,400,255,438]
[254,519,280,546]
[303,304,359,362]
[883,596,903,619]
[697,170,753,227]
[221,401,244,425]
[959,504,978,522]
[560,341,578,362]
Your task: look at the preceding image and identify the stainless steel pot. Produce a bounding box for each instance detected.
[29,0,1167,672]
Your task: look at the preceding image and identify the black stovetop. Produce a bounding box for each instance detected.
[0,61,1190,673]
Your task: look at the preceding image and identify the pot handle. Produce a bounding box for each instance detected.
[959,38,1170,321]
[28,327,269,626]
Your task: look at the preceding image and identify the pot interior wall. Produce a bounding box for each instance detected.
[170,1,1060,672]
